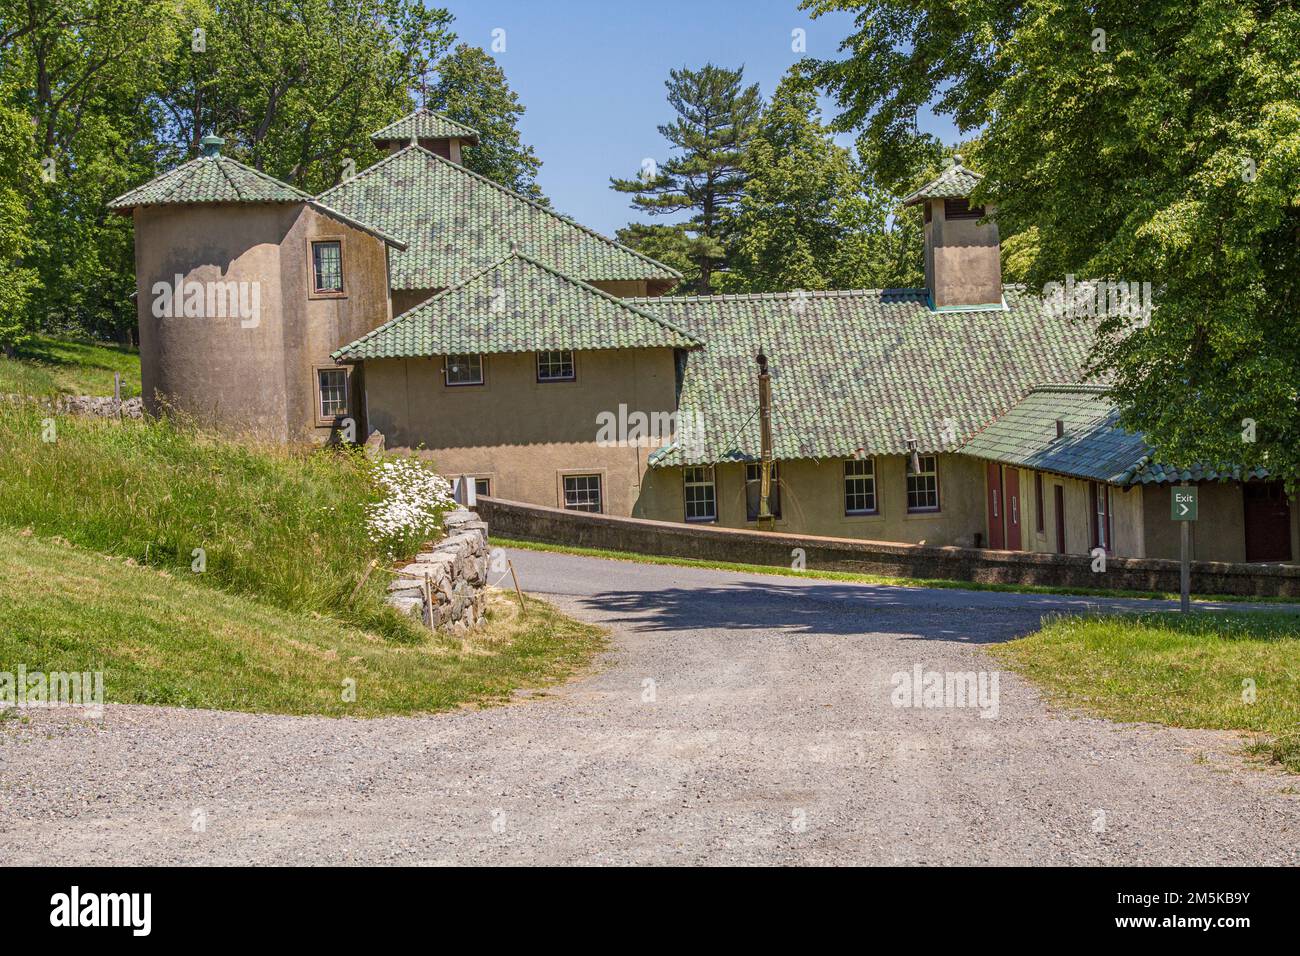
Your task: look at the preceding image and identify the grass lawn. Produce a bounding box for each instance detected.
[492,536,1300,605]
[0,531,605,717]
[0,335,141,398]
[993,612,1300,772]
[0,403,415,640]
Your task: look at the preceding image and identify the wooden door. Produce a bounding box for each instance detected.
[1054,484,1066,554]
[986,462,1005,549]
[1005,467,1022,550]
[1244,481,1292,562]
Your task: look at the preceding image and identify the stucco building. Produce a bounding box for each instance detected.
[109,110,1297,565]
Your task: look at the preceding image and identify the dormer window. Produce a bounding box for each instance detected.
[944,198,986,220]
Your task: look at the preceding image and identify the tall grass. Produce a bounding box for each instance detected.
[0,335,141,397]
[0,403,420,640]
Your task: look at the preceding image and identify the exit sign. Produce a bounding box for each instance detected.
[1171,487,1198,521]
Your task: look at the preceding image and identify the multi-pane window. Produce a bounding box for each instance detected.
[844,458,877,515]
[311,240,343,293]
[445,354,484,386]
[536,350,575,382]
[906,455,940,512]
[317,368,347,418]
[745,462,781,520]
[474,478,491,498]
[684,466,717,522]
[563,474,602,513]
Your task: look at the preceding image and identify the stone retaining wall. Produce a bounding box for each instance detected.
[3,394,144,418]
[386,509,490,631]
[477,497,1300,599]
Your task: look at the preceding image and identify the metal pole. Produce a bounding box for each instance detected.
[756,352,774,531]
[1179,481,1190,612]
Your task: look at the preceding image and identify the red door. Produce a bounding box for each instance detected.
[986,462,1005,549]
[1244,481,1292,562]
[1005,467,1022,550]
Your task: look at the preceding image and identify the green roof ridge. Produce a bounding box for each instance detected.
[332,248,697,361]
[370,107,480,143]
[316,143,681,286]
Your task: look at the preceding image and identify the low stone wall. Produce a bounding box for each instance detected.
[3,394,144,418]
[477,497,1300,599]
[386,509,490,631]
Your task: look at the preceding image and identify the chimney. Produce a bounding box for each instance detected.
[903,155,1003,310]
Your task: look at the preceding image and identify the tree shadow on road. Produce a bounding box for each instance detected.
[570,580,1110,644]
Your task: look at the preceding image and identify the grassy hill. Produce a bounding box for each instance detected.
[0,401,603,715]
[0,530,601,716]
[0,335,141,397]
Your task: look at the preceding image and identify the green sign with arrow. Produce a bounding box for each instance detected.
[1171,487,1198,521]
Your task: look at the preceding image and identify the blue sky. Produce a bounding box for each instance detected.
[440,0,959,236]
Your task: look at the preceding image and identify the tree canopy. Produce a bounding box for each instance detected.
[806,0,1300,484]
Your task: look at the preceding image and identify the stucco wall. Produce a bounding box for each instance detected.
[638,453,988,547]
[390,287,440,316]
[283,205,393,441]
[133,202,390,442]
[362,347,679,515]
[588,279,650,298]
[134,203,295,439]
[1013,470,1144,558]
[1139,482,1277,564]
[927,199,1002,308]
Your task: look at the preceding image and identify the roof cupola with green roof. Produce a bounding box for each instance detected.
[369,107,479,162]
[905,155,1004,311]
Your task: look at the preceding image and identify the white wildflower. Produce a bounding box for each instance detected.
[364,457,454,557]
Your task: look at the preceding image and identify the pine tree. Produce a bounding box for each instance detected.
[611,64,761,293]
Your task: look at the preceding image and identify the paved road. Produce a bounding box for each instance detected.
[2,550,1296,865]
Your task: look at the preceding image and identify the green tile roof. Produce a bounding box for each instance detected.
[958,385,1271,485]
[332,250,699,361]
[635,286,1097,467]
[108,151,406,248]
[108,154,313,209]
[316,144,680,290]
[370,108,480,145]
[901,157,984,206]
[957,385,1146,483]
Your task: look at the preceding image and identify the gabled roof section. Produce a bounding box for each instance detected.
[370,108,480,146]
[634,286,1098,467]
[332,250,699,361]
[958,385,1271,485]
[958,385,1146,483]
[316,144,680,290]
[108,154,312,209]
[901,157,984,206]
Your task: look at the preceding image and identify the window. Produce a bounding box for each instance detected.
[445,354,483,386]
[536,350,575,382]
[944,198,986,220]
[684,466,717,522]
[311,240,343,294]
[474,478,492,498]
[316,367,348,419]
[745,462,782,520]
[1089,482,1112,552]
[844,458,877,515]
[1034,473,1045,533]
[563,474,602,513]
[907,455,940,512]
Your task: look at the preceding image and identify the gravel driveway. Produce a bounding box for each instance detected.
[2,548,1296,865]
